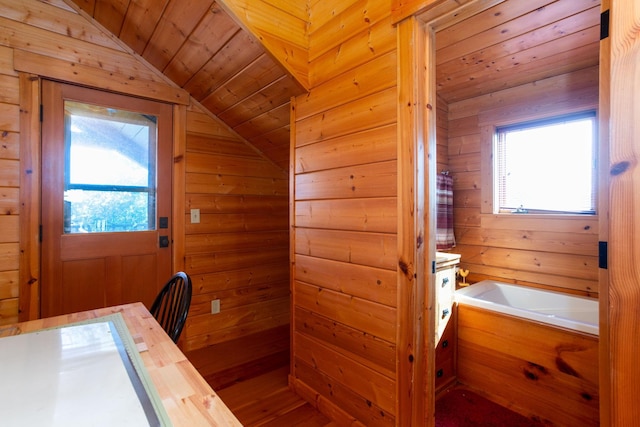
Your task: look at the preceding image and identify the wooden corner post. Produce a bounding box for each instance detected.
[396,15,435,427]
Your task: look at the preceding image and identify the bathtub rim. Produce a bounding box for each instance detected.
[454,280,599,336]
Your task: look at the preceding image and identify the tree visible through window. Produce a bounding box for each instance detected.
[64,101,158,233]
[494,112,597,214]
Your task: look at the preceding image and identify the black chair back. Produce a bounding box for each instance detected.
[150,271,192,343]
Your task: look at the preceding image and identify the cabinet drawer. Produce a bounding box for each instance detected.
[435,305,456,393]
[435,266,456,344]
[436,270,454,289]
[435,354,455,391]
[436,331,455,360]
[436,308,456,359]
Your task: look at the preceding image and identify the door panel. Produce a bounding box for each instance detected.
[61,258,106,314]
[121,254,158,306]
[41,81,173,317]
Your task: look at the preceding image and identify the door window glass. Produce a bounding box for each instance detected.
[64,101,158,233]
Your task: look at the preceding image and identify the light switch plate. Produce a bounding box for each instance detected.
[211,299,220,314]
[190,208,200,224]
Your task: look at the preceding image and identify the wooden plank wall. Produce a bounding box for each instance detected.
[0,43,19,325]
[291,0,399,425]
[181,102,291,387]
[436,94,449,173]
[1,0,291,386]
[447,66,601,296]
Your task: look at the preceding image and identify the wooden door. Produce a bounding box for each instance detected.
[41,81,173,317]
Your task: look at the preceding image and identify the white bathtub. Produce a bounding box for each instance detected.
[455,280,599,336]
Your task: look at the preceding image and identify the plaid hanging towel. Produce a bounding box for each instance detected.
[436,173,455,250]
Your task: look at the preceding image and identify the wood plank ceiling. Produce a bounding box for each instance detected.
[435,0,601,104]
[65,0,600,169]
[66,0,307,171]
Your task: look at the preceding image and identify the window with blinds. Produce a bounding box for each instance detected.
[494,112,597,215]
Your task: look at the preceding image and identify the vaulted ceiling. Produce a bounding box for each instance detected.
[66,0,307,171]
[65,0,600,169]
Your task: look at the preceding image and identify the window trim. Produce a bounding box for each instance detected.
[480,110,599,217]
[494,111,598,215]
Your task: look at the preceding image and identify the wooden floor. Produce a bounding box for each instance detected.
[212,366,534,426]
[215,366,336,426]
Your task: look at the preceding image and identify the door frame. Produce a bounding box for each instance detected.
[394,0,615,425]
[18,76,187,321]
[395,4,511,424]
[40,80,174,316]
[599,0,640,424]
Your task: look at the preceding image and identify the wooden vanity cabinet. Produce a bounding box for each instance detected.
[435,305,457,394]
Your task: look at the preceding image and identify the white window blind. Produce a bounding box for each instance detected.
[495,112,597,214]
